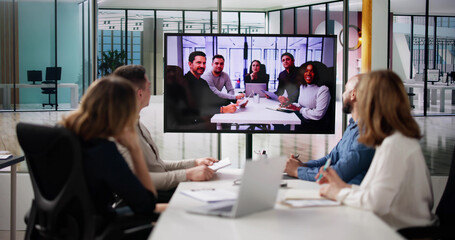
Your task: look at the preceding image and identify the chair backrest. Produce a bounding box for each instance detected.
[16,122,96,239]
[435,144,455,226]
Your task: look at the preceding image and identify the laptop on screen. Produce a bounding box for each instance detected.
[245,83,267,97]
[187,156,286,218]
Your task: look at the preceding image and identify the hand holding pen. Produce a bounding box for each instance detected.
[315,158,332,183]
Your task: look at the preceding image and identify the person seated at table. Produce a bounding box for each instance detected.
[284,74,374,184]
[244,60,269,90]
[182,51,241,129]
[114,64,218,203]
[60,76,167,234]
[318,70,435,230]
[274,52,299,103]
[278,62,331,121]
[202,54,244,100]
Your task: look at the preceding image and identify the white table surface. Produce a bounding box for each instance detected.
[1,83,79,109]
[210,98,301,130]
[149,169,403,240]
[404,82,455,112]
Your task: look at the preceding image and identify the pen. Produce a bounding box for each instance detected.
[293,154,304,166]
[316,158,332,182]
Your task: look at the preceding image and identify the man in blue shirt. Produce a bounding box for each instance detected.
[284,74,375,185]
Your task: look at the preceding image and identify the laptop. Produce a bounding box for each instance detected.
[187,156,286,218]
[245,83,267,97]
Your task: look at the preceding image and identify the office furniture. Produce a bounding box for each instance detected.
[0,83,78,109]
[149,168,404,240]
[16,123,154,240]
[404,82,455,112]
[27,71,42,85]
[41,67,62,107]
[211,98,301,130]
[398,144,455,239]
[0,156,25,240]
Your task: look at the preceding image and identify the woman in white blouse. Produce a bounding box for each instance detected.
[278,62,331,121]
[319,70,434,230]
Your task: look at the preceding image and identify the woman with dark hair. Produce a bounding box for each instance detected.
[278,62,331,121]
[318,70,434,230]
[244,60,269,88]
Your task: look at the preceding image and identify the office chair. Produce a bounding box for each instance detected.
[398,144,455,240]
[41,67,61,108]
[17,123,155,240]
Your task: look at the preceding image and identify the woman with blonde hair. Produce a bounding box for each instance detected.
[318,70,434,230]
[61,76,162,231]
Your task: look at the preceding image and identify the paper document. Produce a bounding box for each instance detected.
[181,189,237,203]
[282,199,340,208]
[209,158,231,171]
[284,189,325,200]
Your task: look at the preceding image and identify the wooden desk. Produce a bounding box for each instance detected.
[210,98,301,130]
[149,169,403,240]
[1,83,79,109]
[0,156,25,240]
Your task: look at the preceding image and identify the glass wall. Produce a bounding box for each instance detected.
[240,12,266,34]
[185,11,211,34]
[0,0,90,111]
[392,11,455,116]
[281,9,295,34]
[296,7,310,34]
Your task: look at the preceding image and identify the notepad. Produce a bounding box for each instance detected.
[282,199,340,208]
[209,158,231,171]
[181,189,237,203]
[281,189,340,208]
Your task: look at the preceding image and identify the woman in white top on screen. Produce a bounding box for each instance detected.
[278,62,331,121]
[318,70,434,230]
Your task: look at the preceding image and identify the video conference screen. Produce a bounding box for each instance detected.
[164,33,336,134]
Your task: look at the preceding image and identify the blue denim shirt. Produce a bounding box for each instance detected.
[297,118,375,184]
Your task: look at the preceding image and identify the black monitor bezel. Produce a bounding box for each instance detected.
[163,33,337,134]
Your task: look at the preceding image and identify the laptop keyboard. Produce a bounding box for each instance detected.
[214,205,233,212]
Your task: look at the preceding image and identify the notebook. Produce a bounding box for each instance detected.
[187,156,286,218]
[245,83,267,97]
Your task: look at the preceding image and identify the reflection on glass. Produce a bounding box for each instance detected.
[240,12,265,34]
[296,7,309,34]
[185,11,211,34]
[268,11,280,34]
[282,9,294,34]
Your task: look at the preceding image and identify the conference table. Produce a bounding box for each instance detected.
[149,168,404,240]
[210,98,301,130]
[0,83,79,109]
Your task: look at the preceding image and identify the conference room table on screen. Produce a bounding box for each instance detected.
[210,98,301,130]
[149,168,404,240]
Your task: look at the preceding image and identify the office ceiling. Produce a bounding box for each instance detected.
[98,0,455,15]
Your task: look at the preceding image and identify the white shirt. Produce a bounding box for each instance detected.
[297,84,330,120]
[336,132,434,230]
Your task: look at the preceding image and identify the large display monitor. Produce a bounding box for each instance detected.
[164,33,336,134]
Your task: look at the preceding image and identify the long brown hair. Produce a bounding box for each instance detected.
[357,70,421,146]
[61,76,138,141]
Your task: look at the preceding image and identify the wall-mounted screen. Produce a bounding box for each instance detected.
[164,33,336,134]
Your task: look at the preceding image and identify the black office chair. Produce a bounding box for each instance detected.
[17,123,155,240]
[41,67,61,108]
[398,144,455,240]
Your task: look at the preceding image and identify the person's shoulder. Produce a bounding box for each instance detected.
[318,85,330,93]
[221,72,230,78]
[381,131,420,154]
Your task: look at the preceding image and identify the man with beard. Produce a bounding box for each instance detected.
[202,54,244,100]
[183,51,237,129]
[283,74,375,184]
